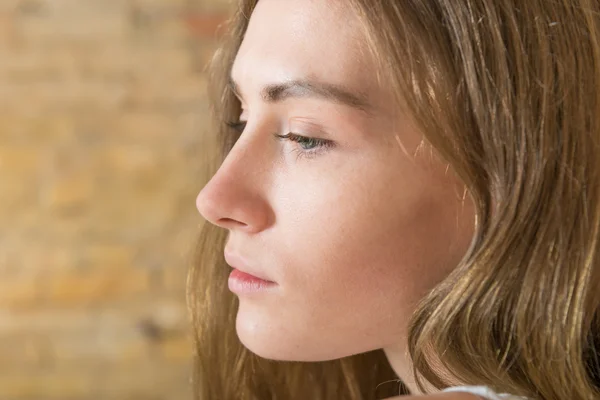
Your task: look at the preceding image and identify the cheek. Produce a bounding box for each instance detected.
[235,150,475,361]
[272,159,472,329]
[288,197,450,307]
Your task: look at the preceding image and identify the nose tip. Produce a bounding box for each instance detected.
[196,186,258,232]
[196,188,219,225]
[195,143,274,233]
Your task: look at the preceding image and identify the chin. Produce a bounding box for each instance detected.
[235,321,365,363]
[234,312,337,362]
[235,317,302,361]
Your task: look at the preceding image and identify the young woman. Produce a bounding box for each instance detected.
[190,1,600,399]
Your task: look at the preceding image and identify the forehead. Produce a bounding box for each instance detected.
[231,0,379,99]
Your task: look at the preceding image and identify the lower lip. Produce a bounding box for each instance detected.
[228,269,277,294]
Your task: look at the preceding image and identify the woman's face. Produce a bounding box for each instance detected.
[197,0,475,362]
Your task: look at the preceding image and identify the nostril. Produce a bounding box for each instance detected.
[218,218,249,229]
[196,183,271,232]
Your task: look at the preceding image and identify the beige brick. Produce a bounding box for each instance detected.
[0,180,37,218]
[0,242,76,277]
[0,80,130,113]
[0,373,93,399]
[0,115,76,143]
[111,112,176,142]
[0,278,40,309]
[16,0,128,42]
[159,334,192,361]
[0,144,43,175]
[0,0,232,397]
[161,75,207,105]
[188,0,233,13]
[0,308,137,334]
[0,2,18,13]
[0,145,44,218]
[42,173,95,211]
[50,329,148,365]
[149,16,192,42]
[0,333,53,372]
[0,47,67,74]
[121,76,200,111]
[83,177,179,238]
[183,12,230,39]
[0,11,16,45]
[75,44,193,80]
[99,363,192,395]
[79,243,136,271]
[44,268,150,306]
[129,0,188,8]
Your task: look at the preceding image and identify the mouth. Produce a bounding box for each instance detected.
[228,268,277,293]
[224,250,277,293]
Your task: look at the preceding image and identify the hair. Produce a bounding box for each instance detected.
[187,1,600,399]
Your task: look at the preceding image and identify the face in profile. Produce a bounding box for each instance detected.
[196,0,475,363]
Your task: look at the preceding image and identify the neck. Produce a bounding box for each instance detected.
[383,344,440,395]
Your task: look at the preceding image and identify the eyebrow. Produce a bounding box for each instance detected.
[228,77,372,113]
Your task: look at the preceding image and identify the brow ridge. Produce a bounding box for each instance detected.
[228,77,372,113]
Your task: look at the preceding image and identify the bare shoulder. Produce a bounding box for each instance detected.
[385,392,483,400]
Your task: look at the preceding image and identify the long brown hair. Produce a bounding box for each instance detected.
[188,1,600,399]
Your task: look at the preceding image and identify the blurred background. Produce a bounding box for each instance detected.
[0,0,231,398]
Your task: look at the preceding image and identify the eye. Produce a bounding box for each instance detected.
[275,133,331,151]
[224,120,335,160]
[224,120,246,150]
[225,120,246,134]
[274,133,334,159]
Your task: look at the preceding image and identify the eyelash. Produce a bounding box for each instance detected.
[225,121,335,160]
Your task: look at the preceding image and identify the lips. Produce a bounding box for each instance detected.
[224,249,276,283]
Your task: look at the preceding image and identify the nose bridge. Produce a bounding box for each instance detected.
[196,130,273,232]
[216,130,270,191]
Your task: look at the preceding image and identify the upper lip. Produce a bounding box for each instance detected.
[224,249,275,283]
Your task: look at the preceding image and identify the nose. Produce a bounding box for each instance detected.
[196,136,274,233]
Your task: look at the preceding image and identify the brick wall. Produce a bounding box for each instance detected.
[0,0,230,399]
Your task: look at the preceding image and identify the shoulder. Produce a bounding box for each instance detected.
[383,385,527,400]
[384,393,485,400]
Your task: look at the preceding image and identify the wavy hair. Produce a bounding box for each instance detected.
[188,1,600,399]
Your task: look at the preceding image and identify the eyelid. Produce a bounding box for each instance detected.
[287,118,330,138]
[230,88,247,113]
[224,118,335,162]
[229,79,244,101]
[225,120,246,132]
[224,115,331,138]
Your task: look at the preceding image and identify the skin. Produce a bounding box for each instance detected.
[196,0,476,397]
